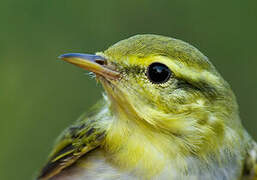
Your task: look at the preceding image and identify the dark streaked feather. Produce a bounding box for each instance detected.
[242,141,257,180]
[37,100,110,180]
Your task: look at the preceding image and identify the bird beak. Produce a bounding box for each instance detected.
[59,53,120,80]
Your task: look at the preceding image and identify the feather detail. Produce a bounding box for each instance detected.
[242,141,257,180]
[37,99,111,180]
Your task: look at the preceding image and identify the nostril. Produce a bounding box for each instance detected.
[95,59,107,65]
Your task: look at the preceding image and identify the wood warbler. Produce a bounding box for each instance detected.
[37,34,257,180]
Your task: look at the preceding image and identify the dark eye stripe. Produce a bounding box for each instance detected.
[176,78,218,99]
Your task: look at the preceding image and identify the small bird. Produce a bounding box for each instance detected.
[37,34,257,180]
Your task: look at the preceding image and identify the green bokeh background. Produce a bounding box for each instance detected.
[0,1,256,179]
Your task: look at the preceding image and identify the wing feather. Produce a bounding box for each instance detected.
[242,141,257,180]
[37,100,110,180]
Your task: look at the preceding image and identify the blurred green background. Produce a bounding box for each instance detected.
[0,0,256,179]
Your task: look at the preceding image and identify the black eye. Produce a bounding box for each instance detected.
[146,63,172,84]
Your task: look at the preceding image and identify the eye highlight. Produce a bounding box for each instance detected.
[146,62,172,84]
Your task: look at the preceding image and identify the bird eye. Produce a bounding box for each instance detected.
[146,63,172,84]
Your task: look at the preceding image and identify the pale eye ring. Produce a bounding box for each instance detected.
[146,62,172,84]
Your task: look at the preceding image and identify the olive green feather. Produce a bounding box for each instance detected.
[37,99,111,180]
[242,142,257,180]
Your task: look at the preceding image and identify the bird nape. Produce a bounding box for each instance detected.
[37,34,257,180]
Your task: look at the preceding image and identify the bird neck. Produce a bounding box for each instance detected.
[102,96,246,179]
[104,108,245,179]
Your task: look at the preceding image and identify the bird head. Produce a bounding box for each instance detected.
[60,34,241,156]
